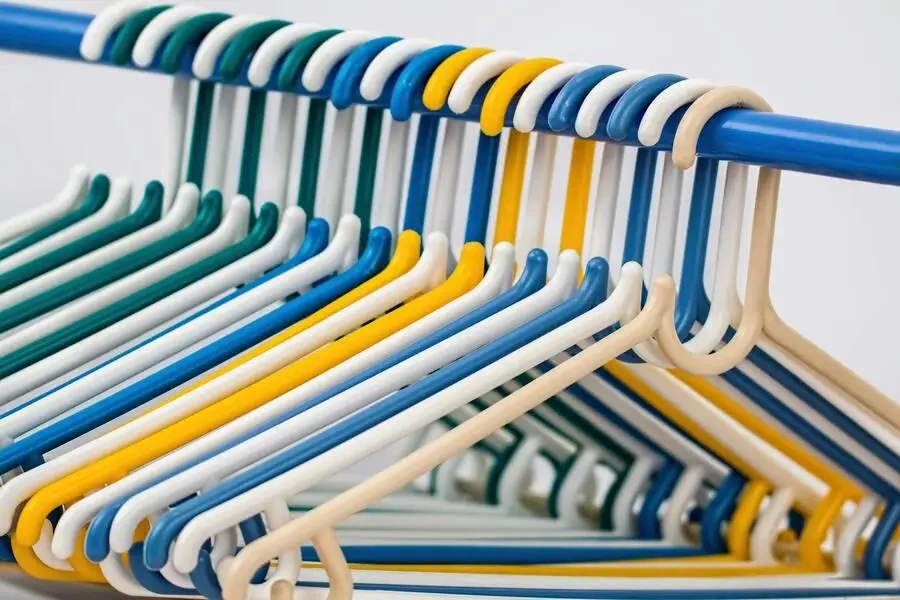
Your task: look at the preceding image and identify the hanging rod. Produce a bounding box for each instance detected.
[3,2,900,186]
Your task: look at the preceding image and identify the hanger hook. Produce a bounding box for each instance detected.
[80,0,157,61]
[247,23,325,86]
[480,57,562,136]
[480,58,570,248]
[654,85,778,375]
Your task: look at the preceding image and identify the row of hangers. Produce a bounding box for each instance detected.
[0,1,896,598]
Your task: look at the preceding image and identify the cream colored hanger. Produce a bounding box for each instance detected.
[217,86,783,600]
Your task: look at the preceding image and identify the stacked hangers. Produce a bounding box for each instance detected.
[0,1,895,599]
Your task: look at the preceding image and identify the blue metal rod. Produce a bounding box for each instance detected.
[3,3,900,186]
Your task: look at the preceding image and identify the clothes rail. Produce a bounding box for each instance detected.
[2,2,900,186]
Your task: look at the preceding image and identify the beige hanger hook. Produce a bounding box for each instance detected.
[219,277,677,599]
[672,88,899,426]
[654,86,779,375]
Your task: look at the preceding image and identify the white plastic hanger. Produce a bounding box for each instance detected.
[0,173,132,274]
[0,166,90,248]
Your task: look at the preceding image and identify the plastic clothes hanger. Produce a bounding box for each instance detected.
[0,166,90,249]
[623,82,885,572]
[215,86,789,597]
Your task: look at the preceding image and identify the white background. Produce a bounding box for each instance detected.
[0,1,899,596]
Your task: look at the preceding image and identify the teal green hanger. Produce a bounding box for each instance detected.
[0,174,108,262]
[355,108,382,250]
[0,177,161,292]
[277,29,343,219]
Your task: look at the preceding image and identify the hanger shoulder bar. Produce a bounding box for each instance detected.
[2,3,900,186]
